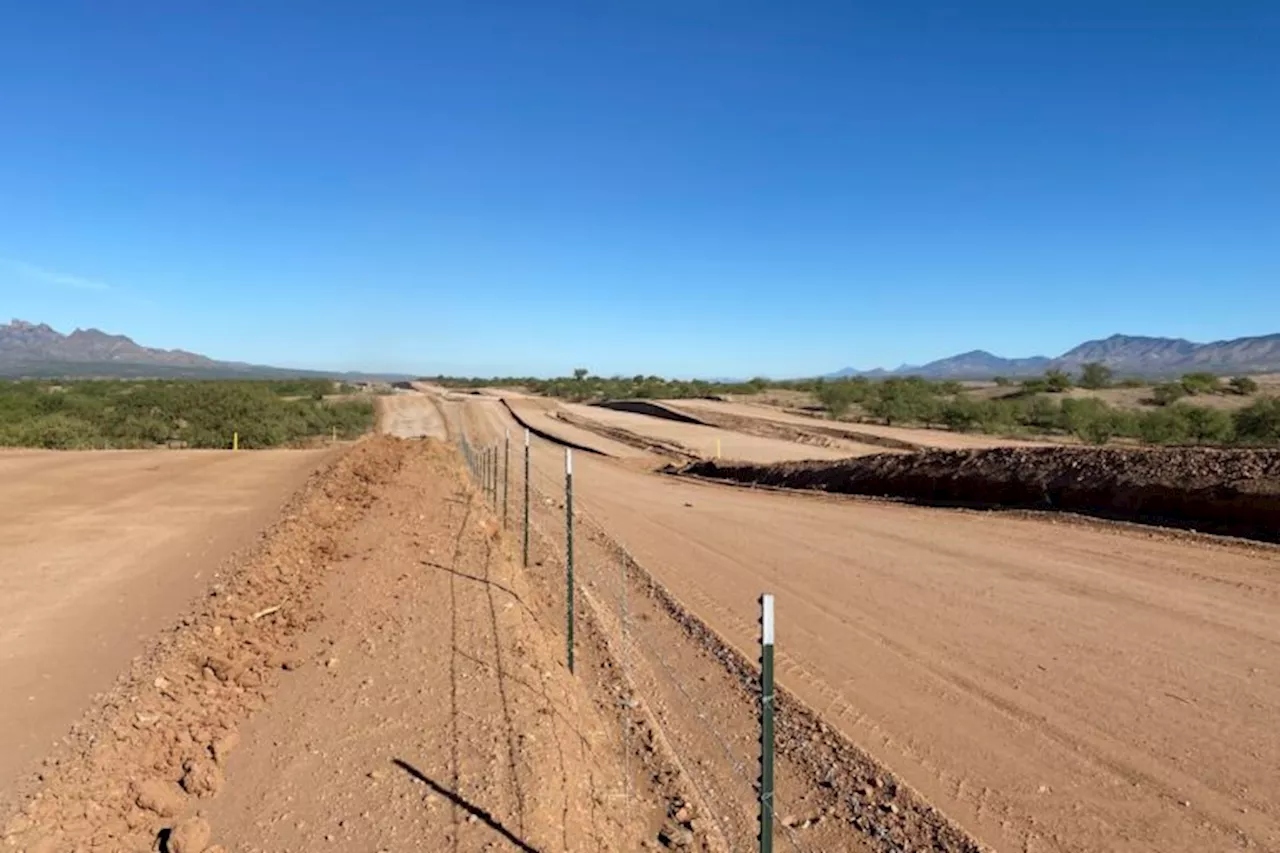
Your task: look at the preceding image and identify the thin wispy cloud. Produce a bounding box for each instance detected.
[0,256,111,291]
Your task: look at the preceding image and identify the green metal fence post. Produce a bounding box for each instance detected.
[565,448,575,674]
[760,594,775,853]
[522,429,530,567]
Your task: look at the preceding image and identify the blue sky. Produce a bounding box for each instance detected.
[1,2,1277,377]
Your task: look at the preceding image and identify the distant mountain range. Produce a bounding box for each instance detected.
[829,333,1280,380]
[0,320,406,381]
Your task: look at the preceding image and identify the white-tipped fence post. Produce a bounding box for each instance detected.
[760,594,775,853]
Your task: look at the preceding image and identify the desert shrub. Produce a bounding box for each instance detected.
[1137,408,1190,444]
[1115,377,1147,389]
[1079,362,1113,390]
[1021,378,1049,394]
[1151,382,1189,406]
[1044,370,1073,392]
[1229,376,1259,396]
[0,380,375,449]
[1061,398,1116,444]
[1180,405,1234,444]
[868,378,940,425]
[1179,372,1221,395]
[3,413,100,449]
[939,398,984,432]
[815,380,861,418]
[1233,397,1280,444]
[993,376,1011,387]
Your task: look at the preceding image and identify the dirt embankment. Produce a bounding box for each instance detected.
[676,446,1280,543]
[555,409,698,462]
[2,439,405,852]
[666,402,918,452]
[499,398,611,456]
[592,399,710,425]
[2,438,672,852]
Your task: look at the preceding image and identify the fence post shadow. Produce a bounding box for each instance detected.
[391,758,542,853]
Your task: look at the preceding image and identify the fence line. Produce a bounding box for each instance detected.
[454,422,817,853]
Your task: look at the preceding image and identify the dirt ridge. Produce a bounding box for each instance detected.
[554,410,698,462]
[592,399,711,425]
[675,445,1280,543]
[499,398,610,456]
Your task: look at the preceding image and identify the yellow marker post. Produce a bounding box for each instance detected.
[716,437,722,459]
[332,426,337,443]
[233,431,239,451]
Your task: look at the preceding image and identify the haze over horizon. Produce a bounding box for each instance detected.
[1,2,1276,377]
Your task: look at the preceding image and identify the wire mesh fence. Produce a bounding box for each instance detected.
[457,423,817,853]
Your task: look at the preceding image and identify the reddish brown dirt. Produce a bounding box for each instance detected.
[1,438,680,853]
[449,391,1280,853]
[562,402,864,463]
[376,389,448,439]
[0,448,331,804]
[457,396,980,853]
[205,440,670,852]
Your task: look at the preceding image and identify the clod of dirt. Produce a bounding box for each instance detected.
[134,779,186,818]
[658,823,694,847]
[165,816,212,853]
[180,758,224,797]
[210,731,240,765]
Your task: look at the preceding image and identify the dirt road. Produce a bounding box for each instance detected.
[563,402,874,461]
[0,448,329,802]
[459,393,1280,853]
[377,388,448,439]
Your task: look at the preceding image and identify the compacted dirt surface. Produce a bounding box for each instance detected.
[2,438,683,852]
[0,448,330,803]
[452,391,1280,853]
[377,388,448,439]
[563,402,866,463]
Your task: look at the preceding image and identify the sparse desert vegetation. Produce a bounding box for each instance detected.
[0,379,376,449]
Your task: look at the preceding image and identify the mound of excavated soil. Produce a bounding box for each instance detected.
[676,446,1280,542]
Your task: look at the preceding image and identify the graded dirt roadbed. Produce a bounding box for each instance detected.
[376,388,447,439]
[0,448,330,803]
[456,395,1280,853]
[565,402,873,462]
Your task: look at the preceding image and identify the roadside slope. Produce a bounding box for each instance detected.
[2,439,669,852]
[207,440,656,851]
